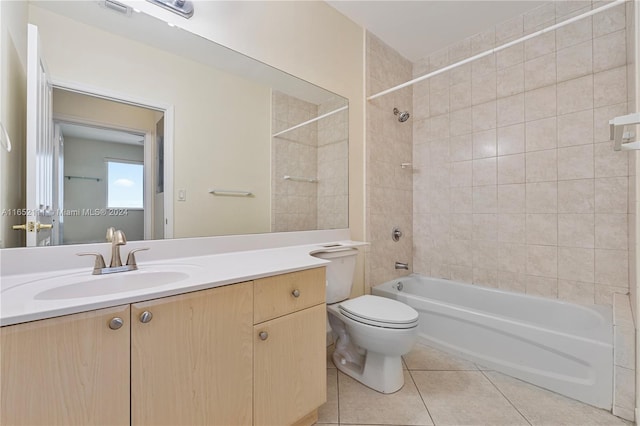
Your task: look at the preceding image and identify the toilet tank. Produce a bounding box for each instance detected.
[312,248,358,304]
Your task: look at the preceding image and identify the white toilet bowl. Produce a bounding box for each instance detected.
[327,294,418,394]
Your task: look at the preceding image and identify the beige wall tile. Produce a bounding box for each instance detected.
[524,26,555,60]
[595,284,629,306]
[557,75,593,115]
[473,185,498,213]
[497,93,525,127]
[472,101,497,132]
[526,213,557,246]
[449,38,472,63]
[496,15,524,43]
[473,240,499,269]
[525,85,557,121]
[558,179,594,213]
[451,213,473,240]
[450,81,472,112]
[595,177,628,213]
[497,64,524,97]
[451,187,473,213]
[524,53,556,90]
[614,324,635,370]
[525,117,557,152]
[449,107,472,137]
[595,249,628,286]
[430,87,450,117]
[558,144,594,180]
[474,267,499,287]
[497,123,525,156]
[473,158,497,186]
[472,70,497,105]
[471,29,496,54]
[498,213,526,243]
[498,154,525,184]
[498,242,527,273]
[498,184,525,213]
[450,134,473,162]
[557,110,594,147]
[473,213,498,241]
[526,245,558,278]
[595,142,629,178]
[450,265,474,283]
[526,275,558,297]
[498,270,527,292]
[556,40,593,82]
[594,103,627,143]
[556,15,592,50]
[594,66,627,108]
[595,214,628,250]
[558,213,594,248]
[614,366,635,409]
[555,1,590,20]
[558,279,596,305]
[526,182,558,213]
[526,149,557,182]
[558,247,594,282]
[593,3,626,38]
[450,63,471,85]
[497,44,524,69]
[524,3,555,31]
[450,239,473,268]
[473,129,497,159]
[593,30,627,73]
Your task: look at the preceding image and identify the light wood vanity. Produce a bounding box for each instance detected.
[1,267,326,426]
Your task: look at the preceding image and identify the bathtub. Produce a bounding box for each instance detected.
[372,274,613,409]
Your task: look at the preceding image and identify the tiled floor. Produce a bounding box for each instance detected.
[318,343,631,426]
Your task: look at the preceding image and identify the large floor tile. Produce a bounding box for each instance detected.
[412,370,529,425]
[338,370,433,425]
[403,343,479,371]
[485,371,631,425]
[318,369,339,424]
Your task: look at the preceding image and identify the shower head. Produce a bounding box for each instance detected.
[393,107,410,123]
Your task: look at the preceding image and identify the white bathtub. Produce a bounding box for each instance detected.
[372,274,613,409]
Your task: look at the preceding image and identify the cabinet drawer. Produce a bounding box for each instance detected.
[254,267,325,323]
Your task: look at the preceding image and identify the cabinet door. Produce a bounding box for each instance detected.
[254,303,327,426]
[131,282,253,426]
[1,305,130,426]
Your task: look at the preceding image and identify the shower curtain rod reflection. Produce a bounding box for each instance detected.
[367,0,625,101]
[272,105,348,138]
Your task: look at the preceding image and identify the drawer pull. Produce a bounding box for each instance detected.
[140,311,153,323]
[291,289,300,298]
[259,331,269,340]
[108,317,124,330]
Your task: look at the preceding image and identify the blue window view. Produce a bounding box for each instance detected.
[107,161,143,208]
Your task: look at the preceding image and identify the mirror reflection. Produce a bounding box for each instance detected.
[1,0,348,248]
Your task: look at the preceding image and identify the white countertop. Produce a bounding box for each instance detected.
[1,241,365,326]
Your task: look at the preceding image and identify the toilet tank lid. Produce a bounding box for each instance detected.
[312,247,358,259]
[340,295,418,324]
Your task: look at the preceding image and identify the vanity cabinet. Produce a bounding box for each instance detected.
[131,281,254,426]
[1,267,326,426]
[0,304,131,426]
[253,268,327,426]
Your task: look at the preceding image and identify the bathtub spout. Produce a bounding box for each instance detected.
[395,262,409,270]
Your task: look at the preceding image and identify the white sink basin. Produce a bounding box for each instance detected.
[35,271,191,300]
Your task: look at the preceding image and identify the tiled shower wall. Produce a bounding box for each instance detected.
[365,33,413,291]
[272,91,319,232]
[411,1,633,307]
[272,91,349,232]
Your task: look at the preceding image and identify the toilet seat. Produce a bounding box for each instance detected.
[338,295,418,329]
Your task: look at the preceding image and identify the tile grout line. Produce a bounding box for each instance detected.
[406,367,437,426]
[480,370,533,426]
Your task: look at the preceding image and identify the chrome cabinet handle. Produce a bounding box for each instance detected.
[291,289,300,298]
[139,311,153,323]
[109,317,124,330]
[259,331,268,341]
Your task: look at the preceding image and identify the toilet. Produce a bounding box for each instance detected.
[313,248,419,394]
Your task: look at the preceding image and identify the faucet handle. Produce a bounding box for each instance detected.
[106,227,115,242]
[77,253,107,274]
[113,230,127,245]
[126,248,150,269]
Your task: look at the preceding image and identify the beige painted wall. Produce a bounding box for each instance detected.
[0,1,27,248]
[29,5,272,239]
[122,0,366,295]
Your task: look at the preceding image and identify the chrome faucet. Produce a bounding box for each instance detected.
[395,261,409,270]
[78,228,149,275]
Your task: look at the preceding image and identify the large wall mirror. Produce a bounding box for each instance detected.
[1,1,348,247]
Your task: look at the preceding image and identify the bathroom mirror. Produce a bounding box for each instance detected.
[1,1,349,247]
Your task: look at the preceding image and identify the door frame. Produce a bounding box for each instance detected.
[49,78,174,239]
